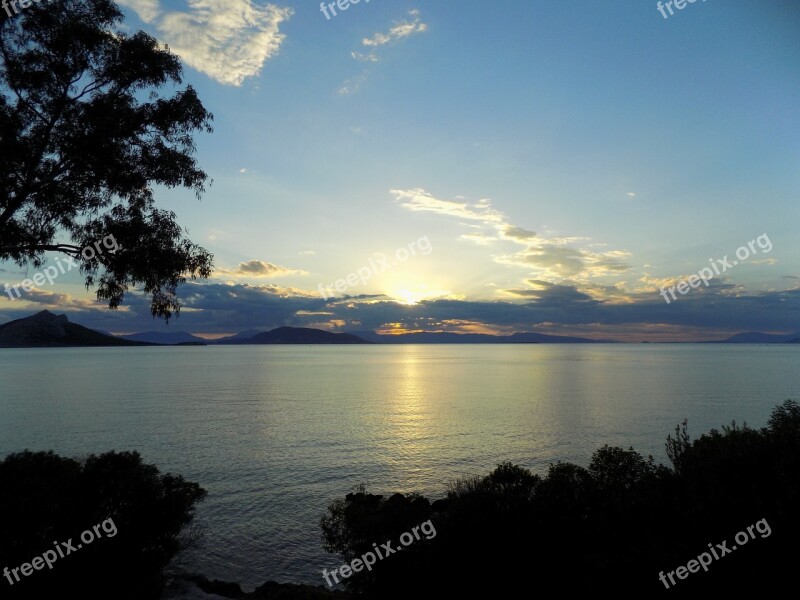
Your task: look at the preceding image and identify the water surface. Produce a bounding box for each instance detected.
[1,344,797,587]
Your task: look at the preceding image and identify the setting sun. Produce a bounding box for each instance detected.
[388,285,452,306]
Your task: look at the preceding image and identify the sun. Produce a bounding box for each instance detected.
[388,285,453,306]
[394,289,423,305]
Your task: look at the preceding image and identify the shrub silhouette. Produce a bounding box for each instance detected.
[0,450,206,600]
[321,400,800,597]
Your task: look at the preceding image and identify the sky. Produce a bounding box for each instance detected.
[1,0,799,341]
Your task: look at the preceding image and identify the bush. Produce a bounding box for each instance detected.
[0,450,206,600]
[321,400,800,597]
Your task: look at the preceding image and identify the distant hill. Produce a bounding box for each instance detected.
[351,330,613,344]
[117,331,207,345]
[20,313,799,347]
[708,332,800,344]
[242,327,369,344]
[0,311,148,348]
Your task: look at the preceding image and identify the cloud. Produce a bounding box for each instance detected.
[338,70,369,96]
[0,288,103,310]
[118,0,161,23]
[390,188,504,224]
[459,232,496,246]
[362,10,427,47]
[499,243,632,280]
[351,52,379,62]
[341,9,427,93]
[392,188,632,281]
[504,280,601,307]
[218,260,307,278]
[502,225,537,242]
[118,0,292,86]
[9,281,800,342]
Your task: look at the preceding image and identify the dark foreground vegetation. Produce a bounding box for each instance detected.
[2,401,797,598]
[0,451,205,600]
[321,400,800,597]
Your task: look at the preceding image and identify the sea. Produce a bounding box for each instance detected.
[1,344,797,591]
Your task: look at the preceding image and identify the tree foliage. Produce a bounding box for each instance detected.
[0,0,214,320]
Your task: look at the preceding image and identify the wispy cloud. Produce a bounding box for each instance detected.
[459,232,496,246]
[391,188,504,224]
[338,70,369,96]
[351,51,379,62]
[118,0,292,86]
[340,9,427,95]
[362,9,427,47]
[392,188,632,283]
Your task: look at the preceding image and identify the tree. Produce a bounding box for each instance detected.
[0,0,213,320]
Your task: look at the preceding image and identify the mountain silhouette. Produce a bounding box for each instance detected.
[0,311,148,348]
[238,326,369,344]
[707,331,800,343]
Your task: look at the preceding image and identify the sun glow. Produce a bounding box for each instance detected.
[389,285,452,306]
[394,289,424,305]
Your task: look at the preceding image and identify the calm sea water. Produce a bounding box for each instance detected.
[1,345,798,589]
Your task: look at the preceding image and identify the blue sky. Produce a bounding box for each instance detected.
[1,0,799,340]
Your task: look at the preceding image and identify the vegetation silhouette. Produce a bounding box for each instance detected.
[3,403,797,598]
[0,450,206,599]
[0,0,214,320]
[321,400,800,597]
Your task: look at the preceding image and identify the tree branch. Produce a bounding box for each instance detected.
[0,244,83,257]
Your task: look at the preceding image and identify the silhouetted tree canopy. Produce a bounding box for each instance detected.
[322,400,800,597]
[0,450,206,599]
[0,0,213,320]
